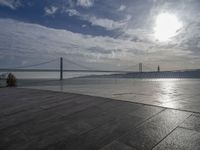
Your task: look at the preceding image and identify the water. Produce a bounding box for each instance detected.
[0,71,114,79]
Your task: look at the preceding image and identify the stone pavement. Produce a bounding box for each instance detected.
[0,88,200,150]
[21,78,200,113]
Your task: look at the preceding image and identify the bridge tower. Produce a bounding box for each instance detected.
[60,57,63,80]
[157,65,160,72]
[139,63,143,72]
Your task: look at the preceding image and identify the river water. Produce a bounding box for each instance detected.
[0,71,114,79]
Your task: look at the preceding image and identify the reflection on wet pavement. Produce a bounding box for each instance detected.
[2,87,200,150]
[21,78,200,113]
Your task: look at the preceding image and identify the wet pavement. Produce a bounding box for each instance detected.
[0,88,200,150]
[21,78,200,113]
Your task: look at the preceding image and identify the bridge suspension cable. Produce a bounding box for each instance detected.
[62,57,95,71]
[142,64,155,72]
[121,64,139,72]
[5,58,58,70]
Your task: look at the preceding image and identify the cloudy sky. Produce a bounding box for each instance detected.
[0,0,200,71]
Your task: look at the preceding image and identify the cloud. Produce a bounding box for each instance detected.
[81,24,87,28]
[65,9,80,16]
[0,0,22,9]
[149,0,200,49]
[77,0,94,8]
[87,16,127,30]
[65,8,129,30]
[44,6,58,16]
[0,18,198,70]
[118,5,126,11]
[0,0,199,70]
[0,19,151,69]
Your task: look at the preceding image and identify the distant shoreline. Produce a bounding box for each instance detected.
[82,70,200,79]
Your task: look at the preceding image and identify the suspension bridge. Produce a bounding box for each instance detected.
[0,57,135,72]
[0,57,153,79]
[0,57,200,79]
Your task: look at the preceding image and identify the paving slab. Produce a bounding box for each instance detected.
[22,78,200,113]
[179,114,200,132]
[152,127,200,150]
[100,141,137,150]
[0,88,198,150]
[118,109,191,150]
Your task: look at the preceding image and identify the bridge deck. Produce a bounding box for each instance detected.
[0,88,200,150]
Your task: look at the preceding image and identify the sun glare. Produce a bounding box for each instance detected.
[154,13,182,42]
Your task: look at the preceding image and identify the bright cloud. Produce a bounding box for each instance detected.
[44,6,58,16]
[65,9,128,30]
[77,0,94,8]
[0,18,196,70]
[65,9,80,16]
[87,16,127,30]
[1,0,200,70]
[118,5,126,11]
[0,0,22,9]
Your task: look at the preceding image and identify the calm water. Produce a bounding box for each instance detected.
[0,71,114,79]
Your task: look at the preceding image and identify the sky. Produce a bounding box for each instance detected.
[0,0,200,71]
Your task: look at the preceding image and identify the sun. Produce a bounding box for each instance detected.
[154,13,182,42]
